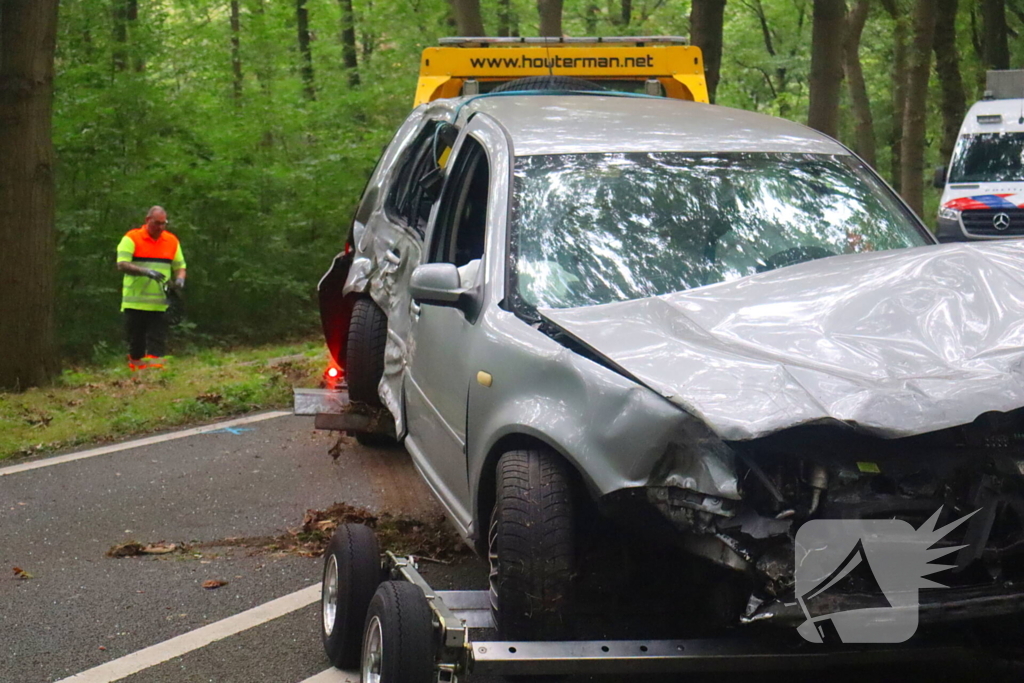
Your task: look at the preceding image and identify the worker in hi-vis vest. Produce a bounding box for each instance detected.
[115,206,186,370]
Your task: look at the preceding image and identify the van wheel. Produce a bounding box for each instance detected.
[489,448,576,640]
[346,297,387,407]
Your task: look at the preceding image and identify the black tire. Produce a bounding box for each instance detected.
[489,448,576,640]
[346,297,388,406]
[491,75,606,93]
[321,524,381,669]
[361,581,435,683]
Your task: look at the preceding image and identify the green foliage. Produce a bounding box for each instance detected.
[50,0,1024,362]
[0,339,324,460]
[54,0,447,358]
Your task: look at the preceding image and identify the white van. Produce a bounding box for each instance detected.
[936,71,1024,242]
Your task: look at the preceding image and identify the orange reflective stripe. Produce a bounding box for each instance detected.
[126,227,180,261]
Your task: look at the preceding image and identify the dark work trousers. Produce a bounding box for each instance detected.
[124,308,168,359]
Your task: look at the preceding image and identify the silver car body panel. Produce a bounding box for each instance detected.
[540,241,1024,442]
[343,102,458,434]
[467,95,847,156]
[337,92,1016,548]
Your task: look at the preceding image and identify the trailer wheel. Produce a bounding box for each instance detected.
[346,297,388,407]
[361,581,435,683]
[321,524,381,669]
[489,448,576,640]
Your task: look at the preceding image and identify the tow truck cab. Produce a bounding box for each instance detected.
[936,70,1024,242]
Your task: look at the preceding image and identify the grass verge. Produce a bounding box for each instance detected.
[0,339,326,462]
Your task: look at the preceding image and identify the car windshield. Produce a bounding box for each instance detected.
[949,132,1024,183]
[511,152,929,309]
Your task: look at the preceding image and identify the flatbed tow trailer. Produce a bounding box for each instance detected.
[296,387,984,681]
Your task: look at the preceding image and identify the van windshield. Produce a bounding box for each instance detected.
[949,132,1024,183]
[511,152,929,310]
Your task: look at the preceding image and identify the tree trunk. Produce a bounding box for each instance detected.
[689,0,727,104]
[296,0,315,100]
[112,0,138,72]
[361,0,375,60]
[843,0,875,166]
[901,0,937,217]
[981,0,1009,70]
[934,0,966,163]
[621,0,632,27]
[498,0,511,36]
[881,0,908,190]
[807,0,846,138]
[339,0,360,86]
[0,0,60,390]
[538,0,563,37]
[230,0,243,101]
[450,0,485,36]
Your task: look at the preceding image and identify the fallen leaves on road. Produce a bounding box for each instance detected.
[201,579,228,590]
[106,541,183,558]
[202,502,467,562]
[12,566,33,580]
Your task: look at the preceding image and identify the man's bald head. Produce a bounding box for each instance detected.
[145,206,168,238]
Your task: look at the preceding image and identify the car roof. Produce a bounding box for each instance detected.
[454,94,849,156]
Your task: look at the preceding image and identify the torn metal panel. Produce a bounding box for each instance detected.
[540,241,1024,441]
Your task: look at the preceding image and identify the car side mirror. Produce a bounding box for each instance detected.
[410,263,462,307]
[933,165,947,189]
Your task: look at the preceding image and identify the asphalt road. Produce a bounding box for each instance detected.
[1,412,1022,683]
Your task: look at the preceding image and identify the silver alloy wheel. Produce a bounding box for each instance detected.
[322,554,339,636]
[362,615,383,683]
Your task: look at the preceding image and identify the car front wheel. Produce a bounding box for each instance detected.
[489,447,577,640]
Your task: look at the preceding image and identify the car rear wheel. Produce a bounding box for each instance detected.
[489,447,577,640]
[346,297,388,407]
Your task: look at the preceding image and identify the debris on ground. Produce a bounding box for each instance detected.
[201,579,228,590]
[106,541,183,558]
[12,566,33,580]
[204,502,468,562]
[101,504,466,563]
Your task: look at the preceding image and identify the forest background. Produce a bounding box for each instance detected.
[3,0,1023,385]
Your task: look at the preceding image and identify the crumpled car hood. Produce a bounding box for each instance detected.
[540,242,1024,441]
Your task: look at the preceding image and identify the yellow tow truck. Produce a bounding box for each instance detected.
[414,35,709,106]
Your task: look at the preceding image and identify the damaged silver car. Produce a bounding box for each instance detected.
[318,89,1024,639]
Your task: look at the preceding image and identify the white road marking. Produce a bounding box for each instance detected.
[55,583,321,683]
[0,410,291,478]
[298,668,359,683]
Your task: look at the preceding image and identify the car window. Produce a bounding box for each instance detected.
[949,132,1024,183]
[429,137,489,269]
[511,152,930,309]
[385,121,443,236]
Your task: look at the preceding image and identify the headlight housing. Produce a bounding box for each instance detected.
[938,206,962,222]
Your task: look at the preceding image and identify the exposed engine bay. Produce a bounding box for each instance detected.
[608,408,1024,627]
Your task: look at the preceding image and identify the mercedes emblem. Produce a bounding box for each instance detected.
[993,212,1012,230]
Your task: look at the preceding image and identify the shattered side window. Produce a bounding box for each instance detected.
[510,152,929,309]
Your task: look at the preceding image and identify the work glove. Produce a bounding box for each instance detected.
[142,269,166,283]
[174,277,185,290]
